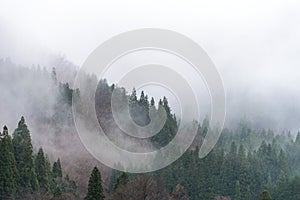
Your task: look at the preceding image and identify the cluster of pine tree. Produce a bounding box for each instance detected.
[0,117,78,199]
[152,124,300,200]
[106,131,300,200]
[95,79,178,149]
[95,80,300,200]
[2,61,300,200]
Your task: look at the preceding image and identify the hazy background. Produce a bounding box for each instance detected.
[0,0,300,132]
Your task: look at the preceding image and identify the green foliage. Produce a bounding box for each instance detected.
[289,176,300,200]
[3,76,300,200]
[85,167,105,200]
[53,185,62,198]
[86,80,300,199]
[58,83,73,106]
[259,190,272,200]
[95,80,179,149]
[234,180,241,200]
[0,118,77,198]
[12,116,39,194]
[220,141,238,196]
[35,147,49,191]
[151,96,178,147]
[149,118,300,200]
[0,126,18,199]
[114,172,129,190]
[108,169,120,193]
[53,158,62,178]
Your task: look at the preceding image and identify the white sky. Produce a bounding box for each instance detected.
[1,0,300,130]
[0,0,296,64]
[1,0,299,90]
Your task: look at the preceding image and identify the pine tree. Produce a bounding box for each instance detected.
[290,176,300,200]
[259,190,272,200]
[234,180,241,200]
[239,159,252,199]
[295,132,300,145]
[278,149,289,175]
[238,144,246,164]
[114,172,129,190]
[51,67,57,85]
[52,158,62,178]
[129,88,138,122]
[245,185,251,200]
[150,97,155,107]
[220,141,238,196]
[108,169,120,192]
[12,117,39,194]
[151,97,178,147]
[137,91,150,125]
[85,166,105,200]
[275,171,288,199]
[0,126,18,199]
[35,147,49,191]
[53,185,62,198]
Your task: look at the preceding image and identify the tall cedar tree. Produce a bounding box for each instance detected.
[220,141,238,196]
[12,116,39,194]
[85,167,105,200]
[151,97,178,147]
[35,147,49,191]
[52,158,62,178]
[234,180,241,200]
[0,126,18,199]
[259,190,272,200]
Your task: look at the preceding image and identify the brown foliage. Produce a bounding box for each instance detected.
[109,174,170,200]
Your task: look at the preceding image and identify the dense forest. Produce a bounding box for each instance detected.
[98,79,300,200]
[0,117,78,199]
[1,59,300,199]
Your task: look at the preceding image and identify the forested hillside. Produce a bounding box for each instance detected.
[0,117,78,199]
[1,59,300,199]
[99,80,300,200]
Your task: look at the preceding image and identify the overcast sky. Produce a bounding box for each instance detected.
[1,0,300,131]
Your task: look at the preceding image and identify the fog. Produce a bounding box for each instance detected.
[1,0,300,134]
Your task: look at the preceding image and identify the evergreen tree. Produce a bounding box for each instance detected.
[274,171,288,199]
[85,167,104,200]
[129,88,139,124]
[278,149,289,176]
[108,169,120,193]
[52,158,62,178]
[245,185,251,200]
[234,180,241,200]
[239,159,252,199]
[259,190,272,200]
[0,126,18,199]
[114,172,129,190]
[150,97,155,107]
[295,132,300,145]
[290,176,300,200]
[53,185,62,198]
[12,117,39,194]
[35,147,49,191]
[220,141,238,196]
[151,97,178,147]
[51,67,57,85]
[238,144,246,166]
